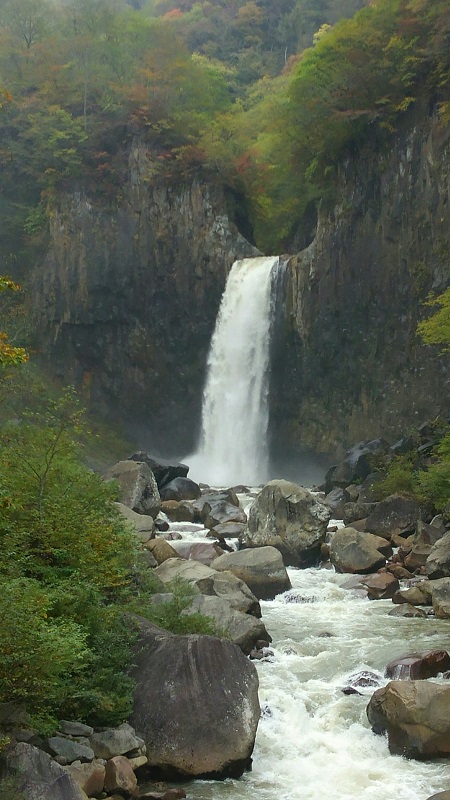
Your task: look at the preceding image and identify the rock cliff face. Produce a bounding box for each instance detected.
[32,146,256,453]
[271,113,450,457]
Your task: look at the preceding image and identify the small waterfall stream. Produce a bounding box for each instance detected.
[188,256,279,486]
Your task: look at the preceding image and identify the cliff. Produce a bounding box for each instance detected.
[271,112,450,457]
[32,145,256,453]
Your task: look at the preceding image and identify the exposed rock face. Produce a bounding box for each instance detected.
[272,114,450,457]
[5,742,87,800]
[104,461,161,518]
[367,681,450,758]
[212,546,292,600]
[130,620,260,778]
[32,155,257,453]
[425,533,450,579]
[243,480,331,567]
[385,651,450,681]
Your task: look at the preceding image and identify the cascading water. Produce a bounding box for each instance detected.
[188,256,279,486]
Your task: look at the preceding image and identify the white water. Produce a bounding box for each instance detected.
[185,567,450,800]
[188,256,279,487]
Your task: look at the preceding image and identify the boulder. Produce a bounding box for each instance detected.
[182,595,270,654]
[89,724,140,760]
[192,491,240,522]
[357,473,383,502]
[104,756,138,797]
[330,439,388,487]
[207,522,246,539]
[367,680,450,758]
[212,546,291,600]
[392,586,430,606]
[404,520,447,572]
[145,538,179,564]
[160,478,201,502]
[65,760,106,797]
[104,461,161,518]
[115,503,155,544]
[388,603,427,618]
[329,528,386,574]
[324,487,349,518]
[128,453,189,490]
[428,578,450,618]
[343,502,377,527]
[359,572,399,600]
[5,742,87,800]
[386,563,415,580]
[130,619,260,778]
[242,480,331,567]
[169,541,224,565]
[425,533,450,579]
[160,501,196,523]
[154,558,260,616]
[385,651,450,680]
[365,494,422,539]
[59,722,94,738]
[47,737,94,765]
[204,501,247,529]
[425,793,450,800]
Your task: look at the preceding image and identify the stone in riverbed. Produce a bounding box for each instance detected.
[212,546,291,600]
[388,603,427,618]
[365,494,423,539]
[425,533,450,579]
[104,461,161,518]
[130,619,260,778]
[182,594,270,654]
[5,742,87,800]
[160,477,201,501]
[385,650,450,680]
[359,572,399,600]
[128,453,189,490]
[104,756,138,797]
[242,480,331,567]
[329,528,386,574]
[367,680,450,758]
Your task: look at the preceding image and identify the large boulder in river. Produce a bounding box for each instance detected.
[212,547,291,600]
[330,528,386,574]
[365,494,423,539]
[385,651,450,681]
[115,502,155,544]
[5,742,87,800]
[182,595,270,654]
[426,577,450,618]
[330,439,388,487]
[367,681,450,758]
[160,477,201,502]
[154,558,260,616]
[128,452,189,490]
[104,460,161,518]
[130,619,260,778]
[242,480,331,567]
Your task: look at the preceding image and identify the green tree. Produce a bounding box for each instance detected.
[418,288,450,351]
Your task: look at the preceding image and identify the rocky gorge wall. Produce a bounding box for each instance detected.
[32,145,256,454]
[271,111,450,459]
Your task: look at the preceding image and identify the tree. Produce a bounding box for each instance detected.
[0,277,28,366]
[417,288,450,352]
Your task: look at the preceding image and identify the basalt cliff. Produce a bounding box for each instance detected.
[32,113,450,459]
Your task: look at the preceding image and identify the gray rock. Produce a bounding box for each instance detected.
[130,619,260,777]
[204,501,247,529]
[169,541,224,565]
[6,742,87,800]
[331,440,388,486]
[128,453,189,490]
[212,546,291,600]
[47,737,94,765]
[426,532,450,579]
[115,502,156,543]
[207,522,246,539]
[366,494,422,539]
[428,578,450,618]
[104,461,161,518]
[330,527,386,574]
[343,502,378,527]
[160,477,201,501]
[182,595,270,654]
[242,480,331,567]
[64,760,105,797]
[89,724,140,760]
[367,681,450,758]
[388,603,427,618]
[58,722,94,738]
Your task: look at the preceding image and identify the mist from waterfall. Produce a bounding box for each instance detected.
[188,256,279,486]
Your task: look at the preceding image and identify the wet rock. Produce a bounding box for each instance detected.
[330,528,386,574]
[428,578,450,618]
[160,477,201,502]
[345,670,382,689]
[242,480,331,568]
[130,619,260,778]
[212,546,291,600]
[392,586,430,605]
[204,501,247,529]
[207,522,246,539]
[155,518,170,532]
[359,572,399,599]
[324,487,349,518]
[128,453,189,490]
[386,563,414,580]
[385,651,450,680]
[183,594,270,654]
[160,500,196,523]
[425,792,450,800]
[365,494,422,539]
[388,604,427,618]
[104,461,161,518]
[367,680,450,758]
[357,473,383,502]
[404,520,447,572]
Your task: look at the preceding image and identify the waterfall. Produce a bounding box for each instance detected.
[188,256,279,486]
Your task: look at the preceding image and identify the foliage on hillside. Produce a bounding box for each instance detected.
[0,387,215,730]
